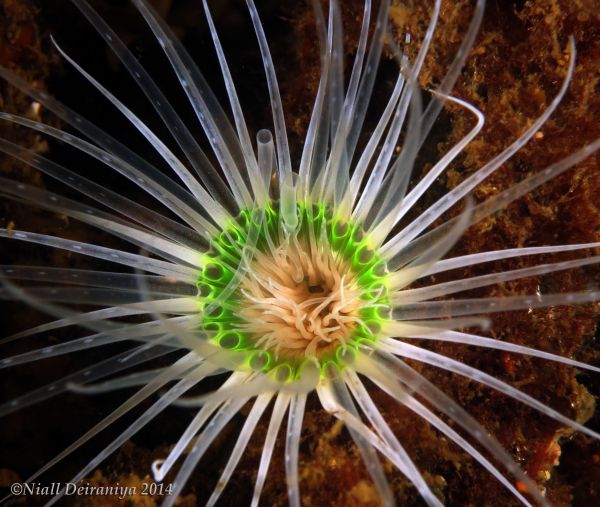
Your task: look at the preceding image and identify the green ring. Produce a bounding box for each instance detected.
[197,202,391,378]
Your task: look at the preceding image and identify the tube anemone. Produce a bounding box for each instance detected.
[0,1,599,506]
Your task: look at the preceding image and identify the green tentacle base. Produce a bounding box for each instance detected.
[196,203,390,381]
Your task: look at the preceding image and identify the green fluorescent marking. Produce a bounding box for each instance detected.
[197,202,390,379]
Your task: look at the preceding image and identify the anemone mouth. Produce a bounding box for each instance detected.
[198,203,390,376]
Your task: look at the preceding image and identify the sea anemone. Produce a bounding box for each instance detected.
[1,0,599,506]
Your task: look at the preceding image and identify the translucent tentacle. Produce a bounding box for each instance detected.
[70,0,236,212]
[285,392,307,507]
[206,392,274,507]
[350,366,533,506]
[251,392,291,507]
[317,380,443,507]
[21,352,200,486]
[392,290,600,321]
[246,0,292,180]
[331,375,396,506]
[130,0,253,208]
[383,39,577,259]
[367,351,550,506]
[387,326,600,374]
[370,94,484,244]
[380,339,600,441]
[0,116,215,239]
[0,345,171,416]
[395,255,600,302]
[52,37,230,229]
[0,67,211,226]
[0,228,197,281]
[422,242,600,277]
[388,138,600,271]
